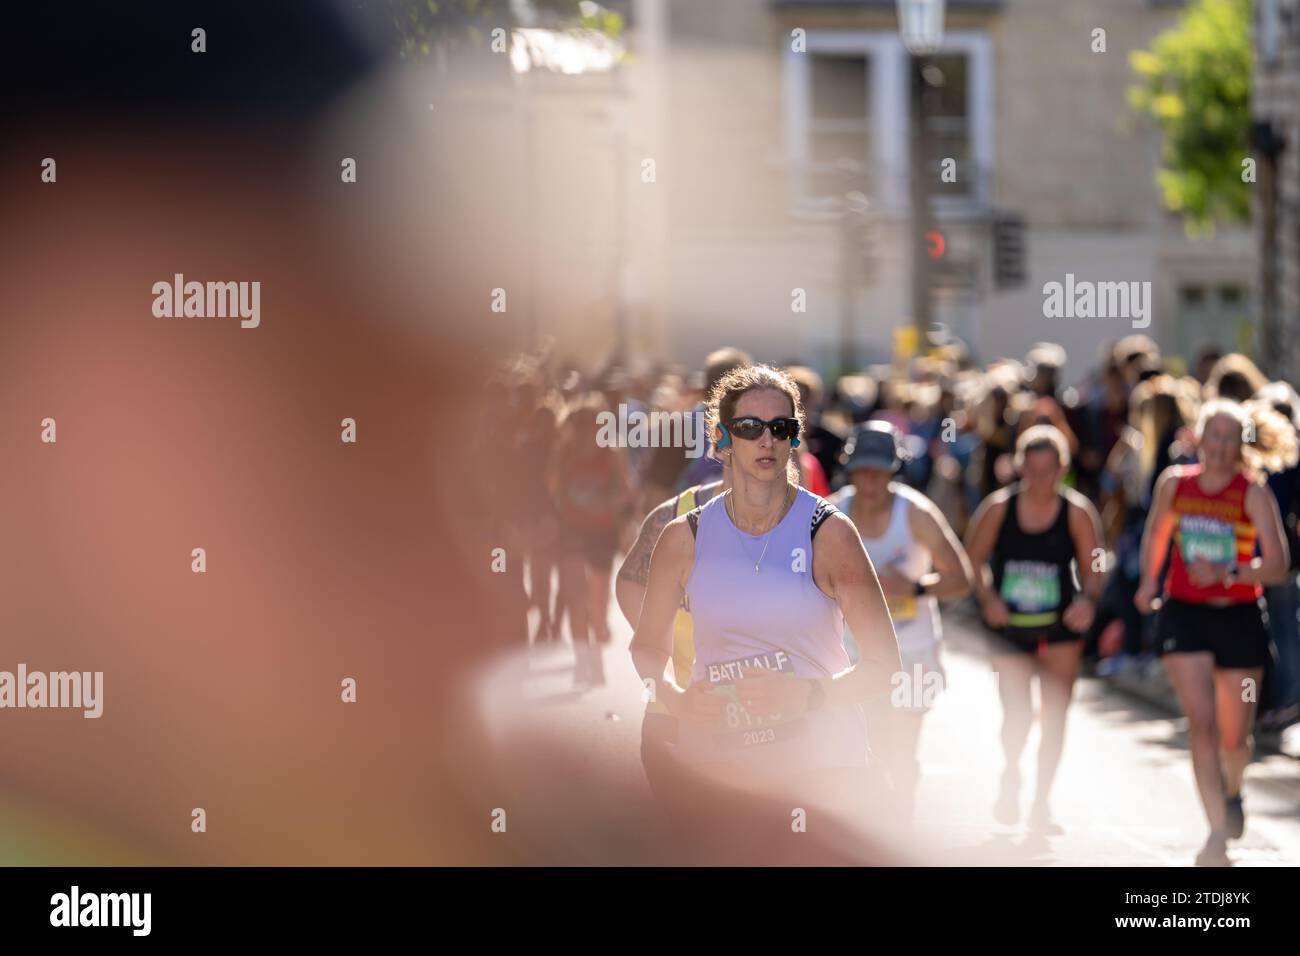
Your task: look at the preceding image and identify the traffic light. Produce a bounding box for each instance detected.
[993,211,1025,288]
[926,228,946,260]
[921,225,974,290]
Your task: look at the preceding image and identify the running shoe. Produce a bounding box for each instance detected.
[1258,702,1300,731]
[1093,654,1127,678]
[1225,794,1245,840]
[1194,832,1229,867]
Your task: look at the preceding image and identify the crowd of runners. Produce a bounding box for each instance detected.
[490,334,1300,865]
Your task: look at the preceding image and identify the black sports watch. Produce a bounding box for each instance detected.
[806,679,826,712]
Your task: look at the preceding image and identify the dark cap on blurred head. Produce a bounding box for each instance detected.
[841,421,904,473]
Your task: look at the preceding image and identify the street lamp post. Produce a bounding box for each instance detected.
[897,0,946,56]
[1251,120,1286,374]
[897,0,946,343]
[909,61,933,342]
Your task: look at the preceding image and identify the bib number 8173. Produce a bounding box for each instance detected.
[724,701,781,729]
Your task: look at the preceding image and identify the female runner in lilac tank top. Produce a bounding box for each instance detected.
[631,364,901,834]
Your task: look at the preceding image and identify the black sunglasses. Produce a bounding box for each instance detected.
[726,416,800,442]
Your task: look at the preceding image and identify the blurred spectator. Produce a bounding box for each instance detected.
[548,393,635,685]
[1255,381,1300,725]
[1206,352,1269,403]
[971,363,1020,498]
[1093,374,1198,669]
[787,364,846,492]
[1194,344,1225,385]
[674,347,753,493]
[1114,334,1162,388]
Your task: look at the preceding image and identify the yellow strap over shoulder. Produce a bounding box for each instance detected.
[647,487,699,715]
[674,486,698,518]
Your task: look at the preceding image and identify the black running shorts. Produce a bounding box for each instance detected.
[1155,598,1273,670]
[985,622,1083,656]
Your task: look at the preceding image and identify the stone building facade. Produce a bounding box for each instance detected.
[1253,0,1300,384]
[632,0,1257,381]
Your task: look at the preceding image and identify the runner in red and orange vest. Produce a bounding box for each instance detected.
[1137,398,1293,866]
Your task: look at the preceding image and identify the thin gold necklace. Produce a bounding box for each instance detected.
[726,485,792,573]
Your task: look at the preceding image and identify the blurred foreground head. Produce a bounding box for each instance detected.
[0,1,907,865]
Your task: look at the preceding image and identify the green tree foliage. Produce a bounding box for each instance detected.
[376,0,624,60]
[1128,0,1253,234]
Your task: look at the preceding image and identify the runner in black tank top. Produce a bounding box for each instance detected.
[990,486,1078,653]
[965,425,1105,833]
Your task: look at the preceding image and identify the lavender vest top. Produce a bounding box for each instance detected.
[679,486,868,773]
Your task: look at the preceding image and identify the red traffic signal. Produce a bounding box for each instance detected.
[925,229,945,259]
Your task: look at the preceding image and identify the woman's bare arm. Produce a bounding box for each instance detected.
[812,514,901,706]
[1139,467,1180,590]
[908,499,974,601]
[629,517,694,699]
[963,490,1010,607]
[615,497,678,627]
[1240,481,1291,587]
[1066,489,1105,600]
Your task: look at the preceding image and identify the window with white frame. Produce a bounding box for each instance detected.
[807,53,872,199]
[785,30,992,215]
[1175,281,1253,360]
[916,53,973,200]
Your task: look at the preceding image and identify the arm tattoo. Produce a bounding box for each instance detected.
[618,500,677,586]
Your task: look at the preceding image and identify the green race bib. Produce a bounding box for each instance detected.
[1000,560,1060,627]
[1179,515,1236,565]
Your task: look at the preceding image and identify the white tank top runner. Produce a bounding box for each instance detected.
[836,484,941,650]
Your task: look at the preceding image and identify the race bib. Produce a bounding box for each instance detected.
[705,652,807,750]
[1179,515,1236,565]
[1000,560,1060,615]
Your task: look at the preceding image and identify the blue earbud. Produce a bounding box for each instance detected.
[791,435,801,449]
[716,424,732,449]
